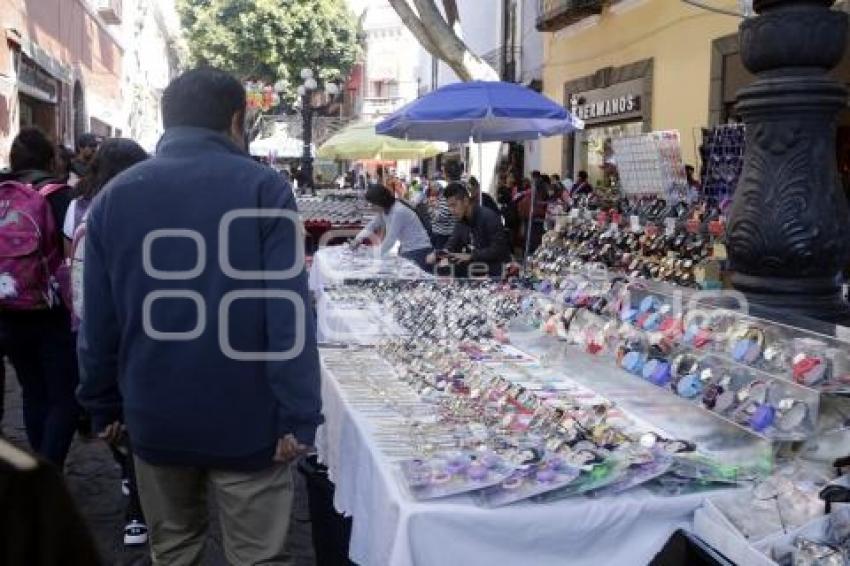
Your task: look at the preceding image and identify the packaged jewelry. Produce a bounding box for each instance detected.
[474,453,582,507]
[399,451,516,500]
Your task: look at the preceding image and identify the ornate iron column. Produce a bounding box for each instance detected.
[727,0,850,325]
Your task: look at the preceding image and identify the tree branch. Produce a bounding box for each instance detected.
[442,0,463,38]
[386,0,445,60]
[412,0,497,81]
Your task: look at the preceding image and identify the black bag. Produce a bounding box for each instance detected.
[298,456,356,566]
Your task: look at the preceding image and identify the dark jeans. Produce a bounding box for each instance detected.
[401,247,433,272]
[0,308,80,468]
[110,436,145,522]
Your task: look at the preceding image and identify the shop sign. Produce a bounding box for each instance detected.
[570,78,644,125]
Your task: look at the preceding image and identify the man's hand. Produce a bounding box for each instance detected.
[274,434,309,463]
[426,251,437,265]
[98,421,124,444]
[448,252,472,264]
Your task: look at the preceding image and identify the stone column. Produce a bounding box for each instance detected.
[728,0,850,325]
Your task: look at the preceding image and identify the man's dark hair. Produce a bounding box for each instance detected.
[364,184,395,211]
[444,160,463,181]
[578,170,589,181]
[685,164,695,175]
[76,133,99,153]
[162,68,246,131]
[531,170,541,179]
[10,127,55,172]
[79,138,149,201]
[553,174,561,181]
[443,182,470,201]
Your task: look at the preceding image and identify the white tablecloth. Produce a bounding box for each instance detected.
[316,351,717,566]
[315,294,407,345]
[309,246,430,295]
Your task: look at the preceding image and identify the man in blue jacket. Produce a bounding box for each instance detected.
[77,68,323,565]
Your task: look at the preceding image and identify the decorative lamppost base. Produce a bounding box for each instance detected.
[727,0,850,327]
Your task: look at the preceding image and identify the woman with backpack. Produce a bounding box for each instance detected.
[62,138,150,547]
[351,184,433,271]
[0,128,78,468]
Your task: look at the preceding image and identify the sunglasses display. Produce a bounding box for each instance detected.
[530,195,726,290]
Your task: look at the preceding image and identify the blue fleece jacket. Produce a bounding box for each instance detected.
[77,127,323,470]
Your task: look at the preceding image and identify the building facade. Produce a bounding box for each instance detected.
[538,0,850,188]
[0,0,123,161]
[346,0,423,120]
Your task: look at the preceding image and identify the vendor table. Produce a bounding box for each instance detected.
[315,293,407,345]
[315,347,722,566]
[308,246,430,295]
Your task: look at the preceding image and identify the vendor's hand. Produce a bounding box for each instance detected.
[426,251,437,265]
[274,434,309,463]
[98,421,124,444]
[448,252,472,264]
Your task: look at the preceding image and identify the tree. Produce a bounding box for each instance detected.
[176,0,359,108]
[387,0,500,191]
[387,0,497,82]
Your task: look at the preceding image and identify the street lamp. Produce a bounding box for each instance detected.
[298,68,340,193]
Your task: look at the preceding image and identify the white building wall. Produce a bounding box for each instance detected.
[519,0,544,176]
[119,0,182,150]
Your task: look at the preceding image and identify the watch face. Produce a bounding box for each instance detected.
[776,401,807,432]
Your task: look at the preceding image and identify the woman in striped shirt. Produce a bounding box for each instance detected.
[428,181,456,250]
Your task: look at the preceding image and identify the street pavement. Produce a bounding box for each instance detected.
[1,364,317,566]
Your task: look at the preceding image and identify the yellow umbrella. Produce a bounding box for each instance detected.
[317,121,448,161]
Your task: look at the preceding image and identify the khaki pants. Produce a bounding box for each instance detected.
[134,456,294,566]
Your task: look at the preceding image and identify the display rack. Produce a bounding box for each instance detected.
[612,130,688,198]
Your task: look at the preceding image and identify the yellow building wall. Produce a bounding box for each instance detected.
[541,0,743,173]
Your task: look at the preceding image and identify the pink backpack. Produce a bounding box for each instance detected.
[0,181,65,310]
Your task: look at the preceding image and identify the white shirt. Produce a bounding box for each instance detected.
[356,201,432,255]
[63,199,81,239]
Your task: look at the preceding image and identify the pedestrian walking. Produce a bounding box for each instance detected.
[77,68,323,566]
[0,127,79,468]
[63,138,150,547]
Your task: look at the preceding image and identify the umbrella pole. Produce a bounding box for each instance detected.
[477,140,483,206]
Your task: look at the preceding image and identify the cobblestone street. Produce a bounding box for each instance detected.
[1,364,316,566]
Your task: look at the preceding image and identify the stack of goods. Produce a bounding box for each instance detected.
[298,196,372,230]
[612,131,688,198]
[517,273,850,442]
[531,197,727,288]
[323,279,768,507]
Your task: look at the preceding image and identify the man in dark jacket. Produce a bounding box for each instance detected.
[428,182,512,277]
[77,68,323,565]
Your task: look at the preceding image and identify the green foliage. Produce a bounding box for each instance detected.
[176,0,359,107]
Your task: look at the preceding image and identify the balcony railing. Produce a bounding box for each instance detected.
[536,0,604,32]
